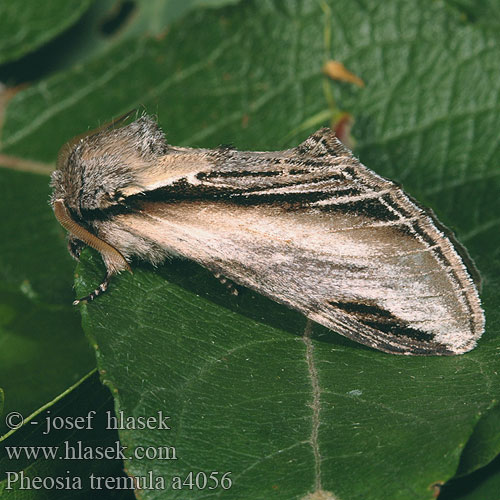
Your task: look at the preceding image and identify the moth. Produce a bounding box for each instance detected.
[50,111,485,356]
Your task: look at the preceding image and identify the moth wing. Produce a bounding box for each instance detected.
[98,128,483,355]
[110,195,482,355]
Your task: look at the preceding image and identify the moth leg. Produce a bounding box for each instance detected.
[73,272,114,306]
[68,235,85,260]
[73,248,132,305]
[214,273,239,296]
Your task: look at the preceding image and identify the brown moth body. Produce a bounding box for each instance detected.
[51,112,485,355]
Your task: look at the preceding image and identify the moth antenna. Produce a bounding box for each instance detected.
[53,200,131,273]
[53,200,132,304]
[73,273,113,306]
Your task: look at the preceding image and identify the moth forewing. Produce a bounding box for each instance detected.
[51,114,485,355]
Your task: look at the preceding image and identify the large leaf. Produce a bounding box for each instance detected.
[1,0,499,498]
[456,404,500,476]
[0,170,76,303]
[440,456,500,499]
[0,281,94,438]
[0,371,134,499]
[0,0,94,65]
[444,0,500,29]
[129,0,242,36]
[0,169,94,436]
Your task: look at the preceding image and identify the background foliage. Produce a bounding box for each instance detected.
[0,1,499,499]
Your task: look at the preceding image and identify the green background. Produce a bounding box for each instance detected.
[0,1,499,499]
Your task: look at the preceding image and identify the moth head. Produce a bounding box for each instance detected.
[50,111,168,216]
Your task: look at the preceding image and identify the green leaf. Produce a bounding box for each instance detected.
[130,0,242,36]
[2,0,500,498]
[0,371,134,499]
[456,404,500,476]
[0,170,94,436]
[0,282,94,438]
[439,456,500,500]
[0,170,75,303]
[444,0,500,30]
[0,0,94,65]
[75,248,498,499]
